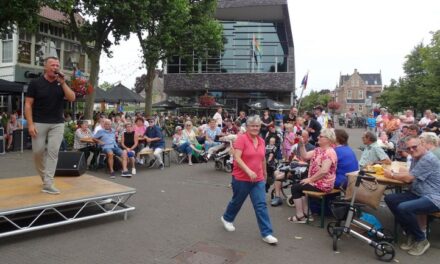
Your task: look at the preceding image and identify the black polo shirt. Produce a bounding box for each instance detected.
[26,76,65,123]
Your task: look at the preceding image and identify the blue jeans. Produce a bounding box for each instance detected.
[177,142,192,155]
[223,177,273,237]
[385,192,439,241]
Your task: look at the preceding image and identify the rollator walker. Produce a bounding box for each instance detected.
[327,170,395,262]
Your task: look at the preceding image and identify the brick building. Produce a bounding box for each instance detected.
[334,69,382,115]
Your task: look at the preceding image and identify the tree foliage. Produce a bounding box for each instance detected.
[299,91,331,112]
[99,81,112,91]
[132,0,223,115]
[55,0,139,119]
[379,31,440,114]
[0,0,49,36]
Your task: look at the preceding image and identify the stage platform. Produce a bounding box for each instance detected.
[0,174,136,239]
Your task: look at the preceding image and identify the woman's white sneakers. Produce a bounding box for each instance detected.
[262,235,278,244]
[221,216,278,244]
[221,216,235,232]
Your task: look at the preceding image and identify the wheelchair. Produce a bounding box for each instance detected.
[268,160,308,206]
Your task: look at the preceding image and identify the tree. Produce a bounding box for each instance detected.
[299,91,331,112]
[133,0,223,116]
[379,31,440,114]
[0,0,49,36]
[57,0,137,119]
[99,81,112,91]
[134,73,163,104]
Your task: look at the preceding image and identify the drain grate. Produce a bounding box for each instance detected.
[173,242,245,264]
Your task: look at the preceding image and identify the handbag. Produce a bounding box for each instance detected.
[344,172,386,209]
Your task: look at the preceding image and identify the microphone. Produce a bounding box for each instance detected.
[54,71,64,78]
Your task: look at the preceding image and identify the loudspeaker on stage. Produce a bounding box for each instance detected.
[55,151,86,177]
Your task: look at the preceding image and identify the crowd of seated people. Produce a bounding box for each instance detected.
[228,105,439,256]
[3,104,440,255]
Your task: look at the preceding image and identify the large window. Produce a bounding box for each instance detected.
[35,34,61,66]
[347,90,352,99]
[18,31,32,64]
[167,21,289,74]
[63,42,83,70]
[1,33,13,63]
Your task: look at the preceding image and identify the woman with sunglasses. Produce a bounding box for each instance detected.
[288,128,337,223]
[182,121,204,161]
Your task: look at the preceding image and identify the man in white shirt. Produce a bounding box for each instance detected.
[314,105,326,128]
[418,109,432,129]
[213,107,223,128]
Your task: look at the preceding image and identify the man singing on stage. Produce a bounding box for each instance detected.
[25,57,76,194]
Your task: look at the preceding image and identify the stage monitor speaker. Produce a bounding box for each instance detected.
[55,151,86,176]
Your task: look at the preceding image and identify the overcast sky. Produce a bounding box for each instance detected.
[98,0,440,95]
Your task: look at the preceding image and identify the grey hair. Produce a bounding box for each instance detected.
[364,131,377,142]
[419,132,439,146]
[320,128,337,144]
[246,115,262,126]
[44,56,59,65]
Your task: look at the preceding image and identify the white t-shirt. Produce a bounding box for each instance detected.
[213,112,222,127]
[93,124,103,134]
[317,115,325,128]
[419,117,430,128]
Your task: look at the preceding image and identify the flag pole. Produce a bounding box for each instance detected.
[297,71,309,112]
[297,86,306,112]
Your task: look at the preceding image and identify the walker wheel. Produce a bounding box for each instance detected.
[224,163,232,173]
[214,161,223,170]
[332,234,338,251]
[374,241,395,262]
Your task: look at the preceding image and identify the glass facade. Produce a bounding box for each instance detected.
[167,21,289,74]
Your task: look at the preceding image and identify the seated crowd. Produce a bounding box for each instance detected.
[3,105,440,256]
[265,106,440,256]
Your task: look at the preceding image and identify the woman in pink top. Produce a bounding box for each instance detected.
[282,123,295,160]
[288,128,337,223]
[134,117,146,136]
[221,115,278,245]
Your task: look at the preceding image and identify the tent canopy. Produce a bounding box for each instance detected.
[77,87,116,103]
[247,99,290,110]
[0,79,27,95]
[107,83,144,103]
